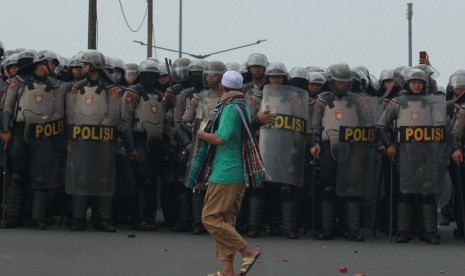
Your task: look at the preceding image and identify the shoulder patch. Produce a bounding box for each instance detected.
[126,92,134,103]
[111,87,120,99]
[10,80,17,89]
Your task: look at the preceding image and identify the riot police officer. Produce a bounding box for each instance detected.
[377,69,446,244]
[184,60,225,235]
[310,63,377,242]
[65,50,120,232]
[120,59,173,231]
[171,59,208,232]
[1,50,65,230]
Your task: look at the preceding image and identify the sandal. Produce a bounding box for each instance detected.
[238,250,261,275]
[207,271,222,276]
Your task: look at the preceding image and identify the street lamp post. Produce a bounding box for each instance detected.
[179,0,182,58]
[407,3,413,66]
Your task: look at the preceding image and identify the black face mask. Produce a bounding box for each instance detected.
[139,72,159,89]
[290,78,309,90]
[58,71,73,82]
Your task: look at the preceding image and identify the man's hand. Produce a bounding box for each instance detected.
[452,149,463,165]
[0,131,12,149]
[310,145,320,158]
[386,144,396,162]
[257,111,276,125]
[128,149,139,162]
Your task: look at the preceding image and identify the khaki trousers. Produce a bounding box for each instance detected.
[202,182,247,261]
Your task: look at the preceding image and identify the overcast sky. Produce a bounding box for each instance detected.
[2,0,464,86]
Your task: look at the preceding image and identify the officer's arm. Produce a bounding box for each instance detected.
[310,99,325,146]
[182,96,198,125]
[376,102,399,147]
[53,85,66,120]
[173,94,191,146]
[2,79,19,132]
[102,86,121,126]
[451,106,465,151]
[119,91,137,153]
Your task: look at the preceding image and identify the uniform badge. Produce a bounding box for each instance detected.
[111,87,120,99]
[151,103,157,113]
[85,95,94,105]
[411,111,419,120]
[335,110,344,121]
[126,93,133,103]
[35,93,43,103]
[209,108,215,117]
[10,80,17,89]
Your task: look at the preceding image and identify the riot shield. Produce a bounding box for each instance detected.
[327,95,383,197]
[23,109,65,190]
[259,84,309,187]
[65,125,117,196]
[397,95,448,195]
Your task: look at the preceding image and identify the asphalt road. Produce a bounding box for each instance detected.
[0,222,464,276]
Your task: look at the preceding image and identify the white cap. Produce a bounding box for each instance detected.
[221,70,243,89]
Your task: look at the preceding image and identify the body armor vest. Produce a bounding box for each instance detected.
[195,89,220,130]
[321,96,358,142]
[16,82,57,123]
[72,85,108,125]
[133,93,165,138]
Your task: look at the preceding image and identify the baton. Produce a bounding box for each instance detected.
[456,162,465,243]
[311,156,317,240]
[389,160,394,243]
[2,141,8,227]
[372,162,384,237]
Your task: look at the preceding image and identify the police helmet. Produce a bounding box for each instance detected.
[202,60,226,88]
[265,62,289,79]
[246,53,268,69]
[80,50,106,70]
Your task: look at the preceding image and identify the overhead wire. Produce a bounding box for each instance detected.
[118,0,148,33]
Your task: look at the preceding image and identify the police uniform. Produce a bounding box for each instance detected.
[2,73,65,229]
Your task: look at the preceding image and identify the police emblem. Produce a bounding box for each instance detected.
[35,93,43,103]
[111,87,120,99]
[335,110,344,121]
[10,80,17,89]
[411,111,419,120]
[126,93,133,103]
[151,103,157,113]
[85,95,94,105]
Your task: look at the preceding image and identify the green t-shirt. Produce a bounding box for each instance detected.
[209,103,250,184]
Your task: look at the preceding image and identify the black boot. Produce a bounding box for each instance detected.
[32,189,51,230]
[317,200,335,240]
[345,200,364,242]
[247,192,265,238]
[97,197,117,232]
[422,202,439,245]
[192,192,205,235]
[396,201,412,243]
[72,195,88,231]
[5,175,22,228]
[282,200,298,239]
[172,191,192,232]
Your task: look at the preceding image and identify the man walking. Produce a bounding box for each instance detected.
[189,70,267,276]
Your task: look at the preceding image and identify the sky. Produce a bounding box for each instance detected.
[1,0,464,86]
